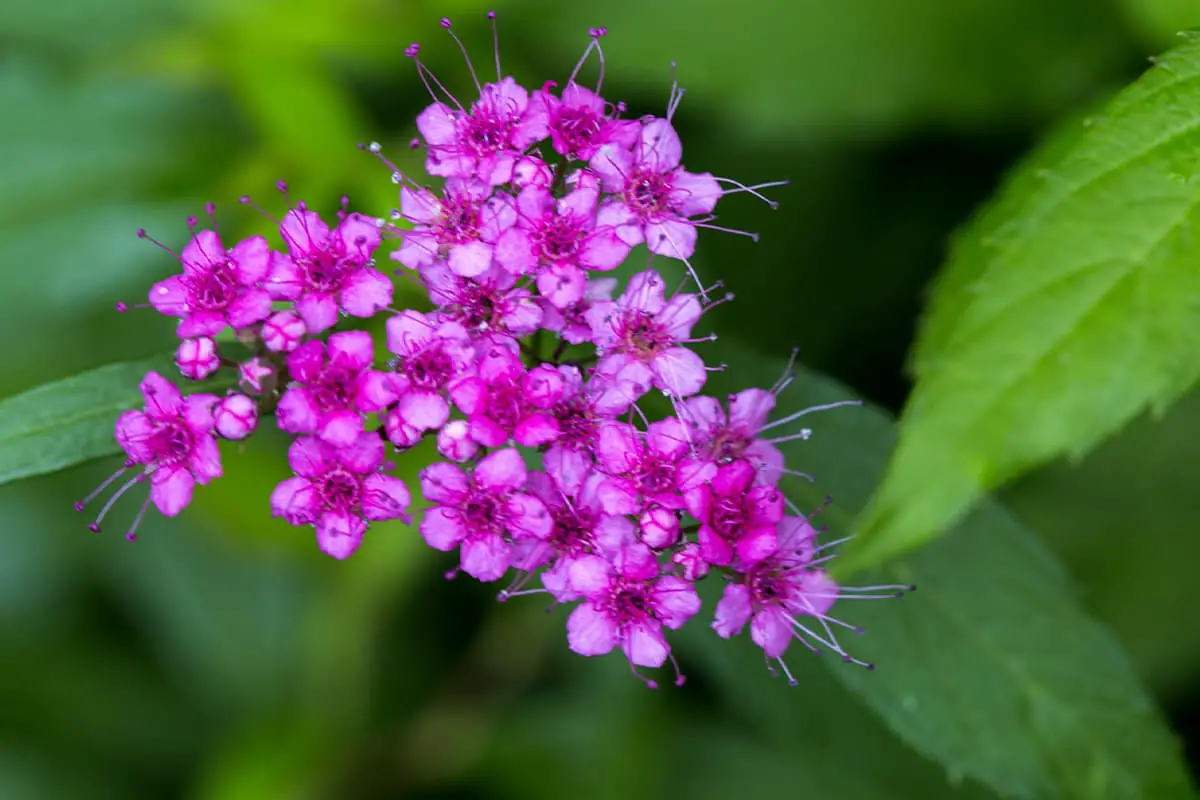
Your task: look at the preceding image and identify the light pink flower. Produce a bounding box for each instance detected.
[586,270,710,399]
[384,310,474,439]
[214,393,258,440]
[417,77,549,186]
[539,277,617,345]
[593,417,714,514]
[495,176,630,308]
[591,118,722,260]
[276,331,395,448]
[528,81,639,161]
[149,230,273,338]
[176,337,220,381]
[566,541,700,684]
[266,209,392,334]
[392,179,515,278]
[270,432,411,560]
[418,448,552,582]
[421,261,542,343]
[681,388,783,485]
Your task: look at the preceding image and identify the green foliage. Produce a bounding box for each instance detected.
[712,342,1194,800]
[0,357,230,486]
[845,34,1200,572]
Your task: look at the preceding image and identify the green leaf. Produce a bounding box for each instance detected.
[525,0,1133,140]
[0,356,230,486]
[846,35,1200,571]
[706,340,1194,800]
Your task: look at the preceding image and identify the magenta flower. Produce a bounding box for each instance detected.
[529,81,639,161]
[267,209,393,334]
[385,310,474,436]
[417,77,549,186]
[516,469,631,602]
[586,270,709,399]
[712,516,898,681]
[149,230,273,338]
[594,418,714,514]
[392,179,516,277]
[591,118,722,261]
[237,358,274,395]
[276,331,395,448]
[418,448,553,582]
[270,431,411,560]
[494,177,630,308]
[539,276,617,345]
[685,459,784,566]
[566,541,700,684]
[422,261,542,342]
[682,388,784,484]
[77,372,222,538]
[448,346,558,447]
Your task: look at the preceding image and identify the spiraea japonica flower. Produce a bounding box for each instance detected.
[84,11,908,689]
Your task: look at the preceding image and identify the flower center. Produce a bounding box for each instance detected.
[604,578,654,624]
[537,214,583,263]
[189,262,238,312]
[555,399,595,448]
[639,457,676,496]
[462,491,503,530]
[551,506,594,553]
[706,428,749,465]
[485,380,524,431]
[463,106,511,156]
[619,312,668,359]
[312,367,355,412]
[320,468,362,511]
[456,285,502,332]
[403,347,454,390]
[711,496,746,538]
[627,169,672,217]
[302,250,350,293]
[151,421,194,464]
[437,191,482,245]
[555,107,602,153]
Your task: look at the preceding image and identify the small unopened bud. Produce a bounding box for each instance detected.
[262,310,306,353]
[639,505,680,548]
[238,357,275,395]
[673,543,709,581]
[437,420,478,463]
[214,394,258,440]
[176,337,220,381]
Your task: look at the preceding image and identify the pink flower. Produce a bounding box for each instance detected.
[681,388,783,485]
[176,337,220,381]
[535,365,644,496]
[528,81,639,161]
[566,541,700,684]
[214,393,258,440]
[385,310,474,436]
[539,277,617,345]
[494,177,630,308]
[392,179,515,278]
[237,358,275,395]
[418,448,553,582]
[685,459,784,566]
[270,432,411,560]
[594,417,714,514]
[449,347,559,447]
[276,331,395,448]
[518,470,630,602]
[712,516,899,681]
[586,270,710,399]
[77,372,222,539]
[417,77,549,186]
[267,209,393,334]
[422,262,542,343]
[149,231,273,338]
[591,118,722,261]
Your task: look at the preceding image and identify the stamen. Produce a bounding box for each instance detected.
[761,400,863,434]
[89,473,145,532]
[125,496,153,542]
[770,347,801,395]
[694,221,759,241]
[75,463,131,511]
[714,177,789,209]
[237,195,279,223]
[665,61,686,121]
[440,18,481,94]
[136,228,178,258]
[630,662,659,690]
[487,11,501,82]
[775,657,799,686]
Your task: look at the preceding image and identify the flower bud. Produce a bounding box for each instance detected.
[639,505,680,549]
[176,337,220,380]
[262,310,305,353]
[437,419,478,462]
[214,393,258,440]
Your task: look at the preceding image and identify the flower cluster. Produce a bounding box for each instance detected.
[77,16,909,685]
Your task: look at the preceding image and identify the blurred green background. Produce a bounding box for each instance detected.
[4,0,1200,797]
